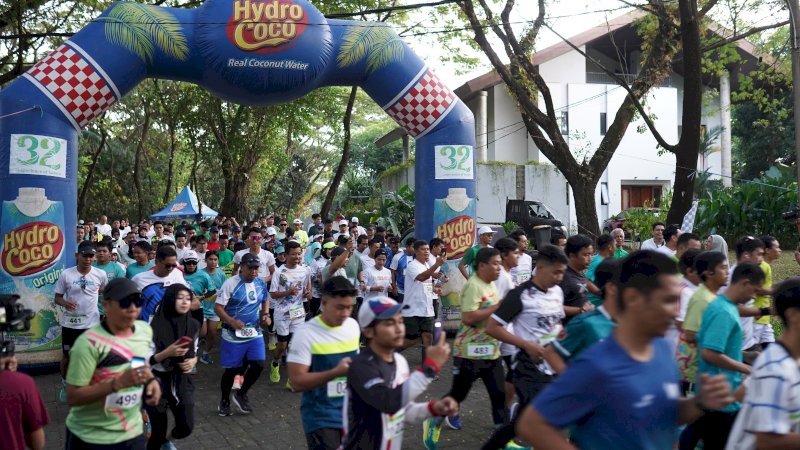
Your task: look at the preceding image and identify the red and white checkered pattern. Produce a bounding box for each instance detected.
[385,70,456,138]
[27,45,117,129]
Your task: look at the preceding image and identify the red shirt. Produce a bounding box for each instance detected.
[207,241,221,251]
[0,371,49,450]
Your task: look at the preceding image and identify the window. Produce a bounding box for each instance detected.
[559,111,569,135]
[600,182,609,205]
[600,112,607,135]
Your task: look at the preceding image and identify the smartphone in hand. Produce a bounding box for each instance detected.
[176,336,193,347]
[433,320,443,344]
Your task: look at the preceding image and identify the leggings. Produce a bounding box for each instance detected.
[220,360,265,400]
[447,357,507,426]
[145,371,194,450]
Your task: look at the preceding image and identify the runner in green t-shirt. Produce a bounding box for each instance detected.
[458,226,495,279]
[65,278,161,447]
[424,247,505,445]
[93,240,126,317]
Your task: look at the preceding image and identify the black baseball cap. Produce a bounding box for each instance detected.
[241,253,261,268]
[77,241,97,255]
[103,278,140,302]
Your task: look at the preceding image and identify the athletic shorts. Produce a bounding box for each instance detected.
[62,327,88,356]
[275,316,304,337]
[403,316,434,340]
[753,323,775,344]
[219,337,266,368]
[202,301,220,321]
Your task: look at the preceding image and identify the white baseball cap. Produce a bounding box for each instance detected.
[478,225,495,235]
[293,218,303,225]
[182,250,199,263]
[339,220,348,227]
[266,227,277,236]
[351,217,359,223]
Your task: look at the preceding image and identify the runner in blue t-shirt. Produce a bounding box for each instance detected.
[389,238,414,303]
[513,251,735,450]
[215,253,271,417]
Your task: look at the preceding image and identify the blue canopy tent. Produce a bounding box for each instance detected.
[150,186,218,221]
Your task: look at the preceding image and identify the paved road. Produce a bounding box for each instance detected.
[37,339,499,450]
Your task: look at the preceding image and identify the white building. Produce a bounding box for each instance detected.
[452,11,765,230]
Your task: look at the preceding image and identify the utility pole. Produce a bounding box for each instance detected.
[789,0,800,201]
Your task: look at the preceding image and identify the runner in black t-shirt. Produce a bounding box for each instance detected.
[560,234,594,323]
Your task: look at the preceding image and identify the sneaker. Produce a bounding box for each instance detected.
[232,375,244,391]
[199,351,213,365]
[218,399,232,416]
[285,378,293,391]
[503,441,530,450]
[270,363,280,383]
[160,441,178,450]
[445,414,463,430]
[230,391,252,414]
[423,417,443,450]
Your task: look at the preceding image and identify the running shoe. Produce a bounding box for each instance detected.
[199,351,213,365]
[285,378,293,391]
[160,441,178,450]
[232,375,244,391]
[445,414,463,430]
[509,401,520,420]
[423,417,443,450]
[231,391,252,414]
[503,441,530,450]
[270,363,281,383]
[218,399,232,417]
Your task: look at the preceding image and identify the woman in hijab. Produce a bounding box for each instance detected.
[146,284,200,450]
[705,234,729,262]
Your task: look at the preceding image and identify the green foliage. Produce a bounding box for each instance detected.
[501,221,519,235]
[622,190,672,246]
[694,165,798,246]
[380,158,415,181]
[369,184,415,235]
[100,3,189,63]
[732,97,795,180]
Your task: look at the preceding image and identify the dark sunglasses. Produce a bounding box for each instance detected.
[117,294,144,309]
[161,263,177,269]
[279,223,288,226]
[80,252,96,258]
[184,261,198,265]
[250,235,261,241]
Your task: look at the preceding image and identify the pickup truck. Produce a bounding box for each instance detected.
[505,199,567,247]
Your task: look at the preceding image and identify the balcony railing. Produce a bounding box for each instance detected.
[586,71,672,87]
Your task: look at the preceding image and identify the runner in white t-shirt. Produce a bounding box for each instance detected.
[233,228,276,283]
[268,241,311,386]
[54,241,108,402]
[364,249,393,301]
[507,230,533,285]
[402,240,446,349]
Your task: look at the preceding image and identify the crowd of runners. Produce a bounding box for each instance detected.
[4,214,800,450]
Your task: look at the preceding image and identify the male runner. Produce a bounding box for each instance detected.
[54,241,108,402]
[269,241,311,385]
[288,277,360,449]
[215,253,271,416]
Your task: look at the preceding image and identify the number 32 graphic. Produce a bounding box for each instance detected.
[438,145,471,172]
[16,135,61,170]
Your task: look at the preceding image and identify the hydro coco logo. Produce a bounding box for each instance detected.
[227,0,308,52]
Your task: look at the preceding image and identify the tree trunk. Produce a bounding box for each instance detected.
[163,122,177,204]
[667,0,703,225]
[320,86,357,219]
[78,126,107,218]
[569,176,601,237]
[133,111,151,221]
[220,169,250,218]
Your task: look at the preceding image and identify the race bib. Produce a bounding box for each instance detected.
[65,314,85,326]
[288,305,306,320]
[467,343,496,357]
[104,387,143,410]
[423,282,433,298]
[515,272,531,284]
[235,327,258,338]
[327,377,347,398]
[386,409,406,439]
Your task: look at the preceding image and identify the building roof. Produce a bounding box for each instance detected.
[455,9,771,102]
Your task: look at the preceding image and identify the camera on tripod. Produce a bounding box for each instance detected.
[0,295,35,358]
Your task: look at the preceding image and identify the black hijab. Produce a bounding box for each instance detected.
[151,283,200,372]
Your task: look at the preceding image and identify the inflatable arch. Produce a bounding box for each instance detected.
[0,0,476,363]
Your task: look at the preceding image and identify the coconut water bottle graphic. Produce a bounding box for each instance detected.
[0,188,65,356]
[433,187,476,325]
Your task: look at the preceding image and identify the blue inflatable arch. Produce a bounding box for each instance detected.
[0,0,476,363]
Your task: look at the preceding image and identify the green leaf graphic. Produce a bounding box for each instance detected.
[101,3,190,64]
[337,23,404,74]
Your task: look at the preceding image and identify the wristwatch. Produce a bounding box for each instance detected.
[421,364,437,379]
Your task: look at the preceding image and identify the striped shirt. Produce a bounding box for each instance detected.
[726,342,800,449]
